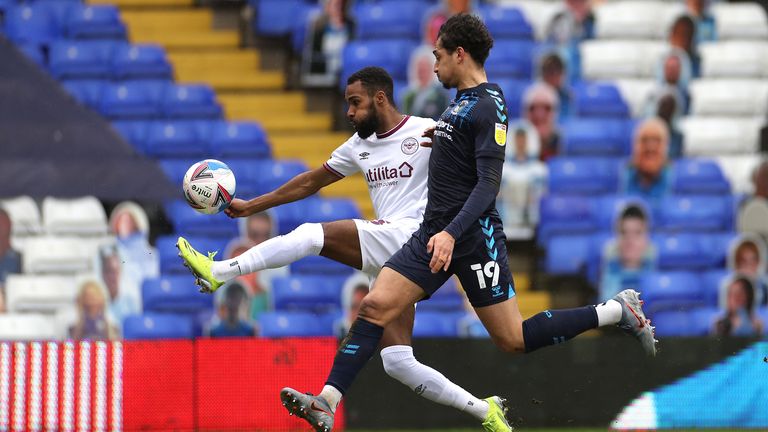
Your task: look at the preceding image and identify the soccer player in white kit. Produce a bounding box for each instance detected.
[177,67,512,431]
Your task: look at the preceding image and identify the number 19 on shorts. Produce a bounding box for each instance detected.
[470,261,499,289]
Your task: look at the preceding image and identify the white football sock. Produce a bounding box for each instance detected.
[319,385,342,413]
[380,345,489,420]
[211,223,325,281]
[595,299,623,326]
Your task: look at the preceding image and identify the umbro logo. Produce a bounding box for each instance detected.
[414,384,426,395]
[359,152,370,160]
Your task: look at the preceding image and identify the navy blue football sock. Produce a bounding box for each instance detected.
[522,306,598,353]
[326,318,384,394]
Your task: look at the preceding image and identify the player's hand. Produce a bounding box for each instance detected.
[426,231,455,273]
[224,198,252,218]
[421,127,435,147]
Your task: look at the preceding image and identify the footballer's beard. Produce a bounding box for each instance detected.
[353,107,380,139]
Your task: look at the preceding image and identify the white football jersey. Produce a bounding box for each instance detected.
[324,115,434,221]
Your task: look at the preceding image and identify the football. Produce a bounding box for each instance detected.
[182,159,236,214]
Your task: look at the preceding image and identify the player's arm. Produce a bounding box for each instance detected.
[224,167,341,218]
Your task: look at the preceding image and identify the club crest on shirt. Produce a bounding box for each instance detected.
[401,137,419,155]
[451,99,469,115]
[494,123,507,146]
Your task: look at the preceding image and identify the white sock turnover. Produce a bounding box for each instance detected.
[210,222,325,281]
[319,385,343,413]
[595,299,623,326]
[380,345,489,420]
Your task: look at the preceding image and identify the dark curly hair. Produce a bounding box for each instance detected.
[347,66,395,105]
[437,13,494,66]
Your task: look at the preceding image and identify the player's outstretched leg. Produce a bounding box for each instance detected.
[613,289,658,356]
[176,237,224,293]
[280,387,334,432]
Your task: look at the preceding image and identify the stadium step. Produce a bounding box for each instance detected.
[226,112,331,134]
[169,52,285,91]
[517,291,552,319]
[218,94,308,116]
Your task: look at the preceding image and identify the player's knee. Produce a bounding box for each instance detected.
[381,347,417,380]
[494,329,526,354]
[357,296,386,323]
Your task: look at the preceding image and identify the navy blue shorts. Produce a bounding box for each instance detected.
[383,216,516,307]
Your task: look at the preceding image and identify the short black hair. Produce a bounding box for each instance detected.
[540,52,565,74]
[437,13,494,66]
[620,204,647,223]
[346,66,395,105]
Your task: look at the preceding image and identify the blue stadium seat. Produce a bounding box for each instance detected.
[62,80,107,108]
[272,198,360,234]
[561,118,634,156]
[419,278,464,312]
[413,311,459,337]
[164,199,239,237]
[142,275,213,313]
[209,121,270,159]
[689,306,720,336]
[655,195,732,232]
[653,233,720,270]
[545,234,591,274]
[354,1,428,40]
[155,234,228,274]
[271,275,346,313]
[651,310,694,337]
[143,120,208,157]
[112,44,173,80]
[290,255,354,275]
[537,195,596,245]
[495,79,529,119]
[290,4,320,53]
[341,39,417,86]
[112,120,150,150]
[253,0,306,36]
[592,195,651,231]
[479,6,533,40]
[640,272,704,314]
[701,269,729,306]
[65,4,126,40]
[259,311,334,337]
[547,157,620,195]
[36,0,78,32]
[757,308,768,329]
[0,0,18,15]
[586,231,613,285]
[157,158,198,186]
[99,81,164,119]
[48,40,120,79]
[484,40,534,79]
[123,313,194,340]
[3,4,60,45]
[160,84,222,119]
[672,159,731,195]
[232,159,309,197]
[17,43,46,66]
[573,82,629,118]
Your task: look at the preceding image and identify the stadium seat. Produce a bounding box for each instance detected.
[495,79,530,119]
[0,314,58,340]
[680,116,762,156]
[699,41,768,78]
[689,79,768,117]
[209,121,270,159]
[258,311,334,337]
[42,196,108,236]
[547,157,620,194]
[613,79,655,117]
[0,196,43,236]
[142,275,213,314]
[586,231,614,285]
[143,120,208,157]
[112,120,150,149]
[701,269,729,307]
[253,0,307,37]
[689,306,720,336]
[155,234,228,274]
[573,82,630,118]
[593,1,682,39]
[580,40,667,79]
[341,39,417,85]
[561,118,634,156]
[651,310,694,337]
[232,159,309,198]
[544,234,591,274]
[290,255,354,276]
[272,198,360,234]
[160,84,222,120]
[111,44,173,80]
[413,311,460,337]
[354,1,428,40]
[271,275,346,313]
[653,233,720,271]
[671,159,731,195]
[164,200,239,237]
[157,158,198,186]
[592,195,652,231]
[62,80,107,108]
[537,195,596,244]
[3,4,60,45]
[712,3,768,40]
[714,155,762,195]
[4,274,78,314]
[640,272,705,313]
[123,313,194,340]
[290,4,320,53]
[484,40,534,79]
[655,196,732,232]
[21,236,106,274]
[418,277,464,312]
[99,81,164,119]
[479,5,533,40]
[17,43,46,67]
[64,4,126,40]
[48,40,119,79]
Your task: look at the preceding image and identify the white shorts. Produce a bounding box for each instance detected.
[353,218,422,277]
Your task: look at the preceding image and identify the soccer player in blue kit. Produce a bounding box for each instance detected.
[281,14,657,431]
